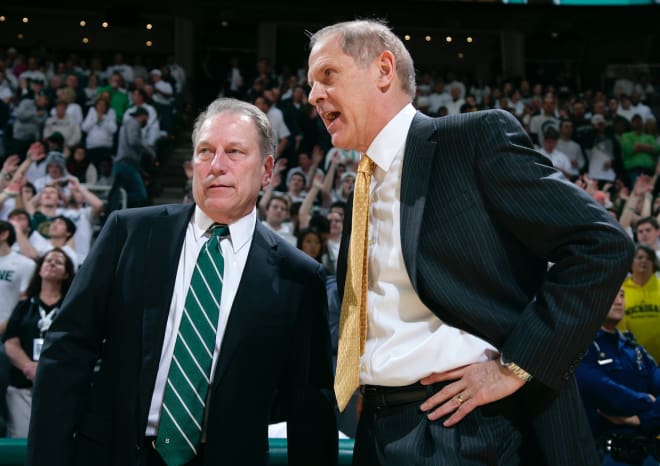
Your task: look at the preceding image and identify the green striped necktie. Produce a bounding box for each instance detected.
[155,224,229,465]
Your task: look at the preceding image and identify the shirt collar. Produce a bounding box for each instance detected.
[192,205,256,254]
[365,103,416,172]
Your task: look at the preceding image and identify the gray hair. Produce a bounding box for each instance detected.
[309,19,416,98]
[191,97,276,158]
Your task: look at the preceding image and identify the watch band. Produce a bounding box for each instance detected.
[499,354,533,382]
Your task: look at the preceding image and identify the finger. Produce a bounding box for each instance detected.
[442,397,479,427]
[426,392,471,421]
[420,380,466,413]
[420,367,466,385]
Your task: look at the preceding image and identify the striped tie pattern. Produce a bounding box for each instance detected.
[155,224,229,465]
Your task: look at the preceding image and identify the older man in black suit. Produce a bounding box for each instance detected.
[307,19,633,466]
[26,98,337,466]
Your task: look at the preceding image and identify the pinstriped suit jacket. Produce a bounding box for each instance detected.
[337,109,634,465]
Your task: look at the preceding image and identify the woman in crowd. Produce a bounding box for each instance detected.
[2,248,75,437]
[81,96,117,169]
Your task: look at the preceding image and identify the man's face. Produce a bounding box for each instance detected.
[47,162,63,179]
[308,34,384,152]
[605,289,625,324]
[542,97,554,115]
[636,222,658,247]
[543,137,557,153]
[287,173,305,192]
[192,112,273,224]
[48,218,70,239]
[8,214,29,234]
[266,198,288,226]
[328,212,343,236]
[341,174,355,194]
[40,186,60,207]
[560,122,573,139]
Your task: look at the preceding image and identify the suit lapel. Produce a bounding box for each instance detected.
[210,221,278,390]
[400,113,438,291]
[138,203,194,430]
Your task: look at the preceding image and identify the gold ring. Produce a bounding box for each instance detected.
[456,394,464,405]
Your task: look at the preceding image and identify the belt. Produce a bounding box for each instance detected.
[360,382,437,409]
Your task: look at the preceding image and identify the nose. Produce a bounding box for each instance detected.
[209,151,229,175]
[307,82,324,107]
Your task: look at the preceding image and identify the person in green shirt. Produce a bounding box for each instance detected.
[95,71,129,124]
[621,114,660,187]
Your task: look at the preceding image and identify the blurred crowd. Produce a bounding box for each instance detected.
[0,45,659,463]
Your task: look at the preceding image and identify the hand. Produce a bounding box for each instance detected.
[598,410,640,426]
[22,361,38,382]
[633,174,652,197]
[1,154,20,175]
[28,146,47,162]
[311,145,324,165]
[331,151,343,166]
[313,173,324,189]
[419,360,525,427]
[274,157,287,174]
[648,393,656,403]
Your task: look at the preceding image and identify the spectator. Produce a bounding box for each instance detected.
[529,92,559,146]
[112,106,153,207]
[576,287,660,466]
[621,114,659,187]
[621,244,660,363]
[81,96,117,169]
[42,100,81,156]
[2,247,75,437]
[261,195,296,246]
[0,221,36,334]
[538,126,573,178]
[65,146,97,185]
[23,215,78,269]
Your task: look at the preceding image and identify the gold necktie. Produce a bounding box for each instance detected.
[334,155,375,412]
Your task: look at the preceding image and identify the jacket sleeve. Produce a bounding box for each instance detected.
[285,263,338,466]
[475,109,634,390]
[26,211,123,466]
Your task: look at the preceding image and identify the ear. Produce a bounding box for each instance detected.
[262,155,274,188]
[376,50,397,92]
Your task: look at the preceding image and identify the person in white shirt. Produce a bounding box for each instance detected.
[539,127,573,179]
[306,19,631,465]
[261,195,296,246]
[0,221,36,333]
[26,215,79,270]
[254,95,291,160]
[556,120,586,179]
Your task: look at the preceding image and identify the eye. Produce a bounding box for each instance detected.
[196,147,214,161]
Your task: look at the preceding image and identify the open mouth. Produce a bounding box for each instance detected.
[323,111,340,127]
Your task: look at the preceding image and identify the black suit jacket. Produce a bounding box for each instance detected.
[337,109,634,465]
[27,203,337,466]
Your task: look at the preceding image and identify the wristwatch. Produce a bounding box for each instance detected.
[499,354,533,382]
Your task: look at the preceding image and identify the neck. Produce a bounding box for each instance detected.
[39,281,62,304]
[40,205,58,216]
[0,243,10,256]
[633,270,653,285]
[49,237,67,247]
[601,320,619,333]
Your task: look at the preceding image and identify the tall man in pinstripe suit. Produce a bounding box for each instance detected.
[307,19,634,466]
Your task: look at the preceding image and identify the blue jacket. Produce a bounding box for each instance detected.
[576,328,660,436]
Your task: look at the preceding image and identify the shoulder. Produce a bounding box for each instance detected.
[107,203,193,229]
[256,223,323,278]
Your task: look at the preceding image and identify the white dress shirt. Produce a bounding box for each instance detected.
[360,104,497,386]
[146,206,255,435]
